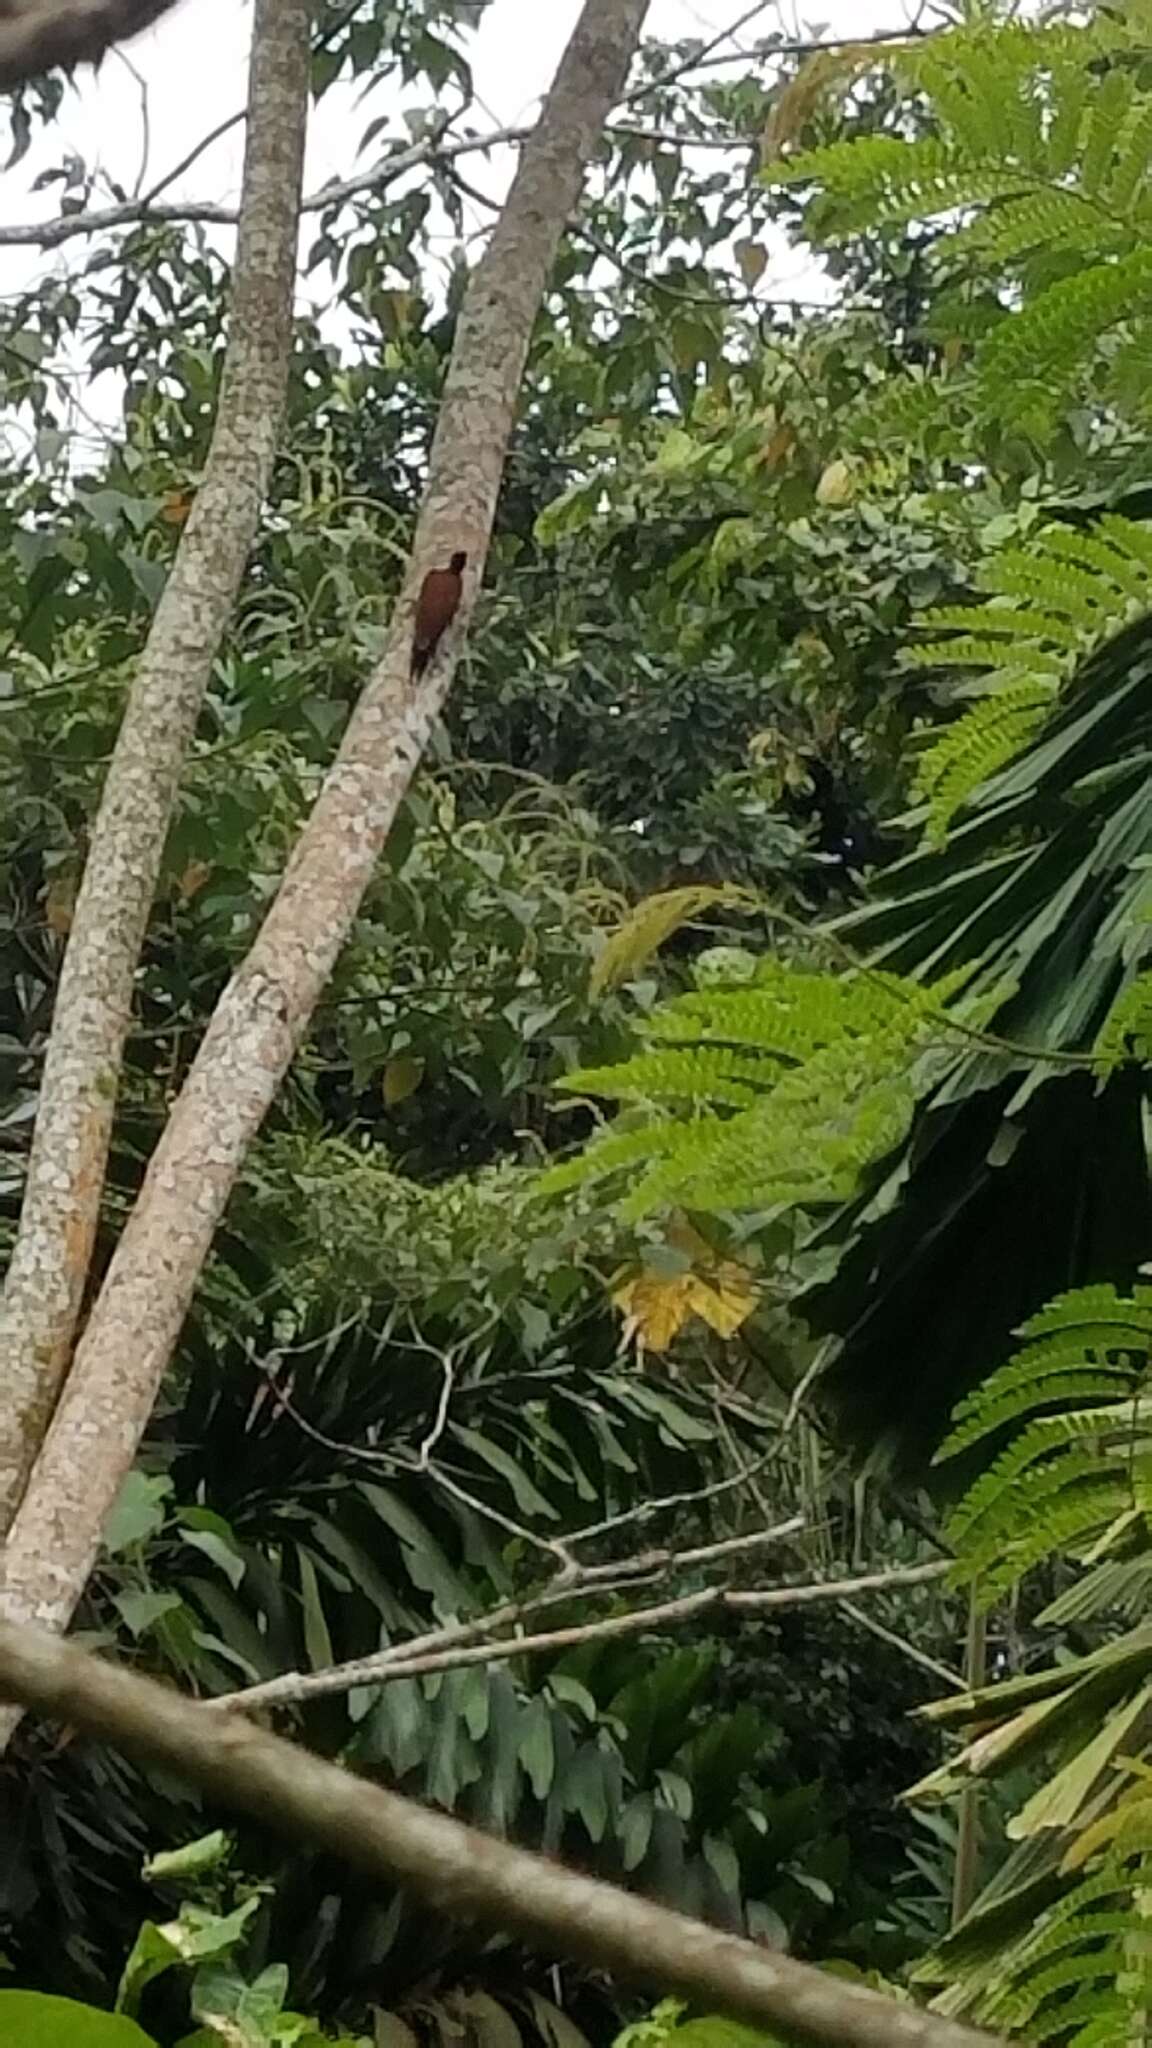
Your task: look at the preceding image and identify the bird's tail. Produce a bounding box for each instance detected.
[410,646,430,678]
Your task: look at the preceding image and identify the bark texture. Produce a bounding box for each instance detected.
[0,0,309,1528]
[0,1619,1005,2048]
[0,0,182,88]
[0,0,648,1649]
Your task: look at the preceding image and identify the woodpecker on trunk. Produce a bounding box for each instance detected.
[410,551,467,679]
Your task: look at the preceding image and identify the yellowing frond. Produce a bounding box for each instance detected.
[589,886,753,996]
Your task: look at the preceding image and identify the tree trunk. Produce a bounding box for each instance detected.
[0,0,648,1687]
[0,0,310,1528]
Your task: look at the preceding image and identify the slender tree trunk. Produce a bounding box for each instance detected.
[0,1618,1007,2048]
[0,0,649,1682]
[0,0,310,1529]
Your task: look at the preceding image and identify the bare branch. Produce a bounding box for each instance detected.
[213,1514,805,1715]
[214,1546,945,1715]
[0,1619,1005,2048]
[727,1560,951,1608]
[838,1599,965,1693]
[0,123,533,250]
[0,17,939,253]
[0,0,312,1533]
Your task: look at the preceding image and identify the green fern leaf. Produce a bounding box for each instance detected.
[949,189,1115,267]
[904,635,1064,674]
[557,1046,774,1107]
[912,682,1056,844]
[1097,970,1152,1068]
[1104,94,1152,213]
[1080,66,1137,199]
[1042,525,1152,608]
[1019,1285,1152,1342]
[977,248,1152,417]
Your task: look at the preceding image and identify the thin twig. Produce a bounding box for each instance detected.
[727,1559,951,1608]
[838,1598,965,1692]
[213,1550,946,1712]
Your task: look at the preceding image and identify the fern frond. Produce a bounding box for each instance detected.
[977,248,1152,417]
[1083,68,1139,204]
[1100,513,1152,572]
[619,1043,917,1223]
[948,188,1118,268]
[969,560,1096,635]
[534,1118,691,1198]
[972,1486,1132,1602]
[1104,94,1152,214]
[1106,314,1152,416]
[1097,970,1152,1069]
[558,1045,774,1107]
[904,635,1064,674]
[1041,525,1152,608]
[939,1287,1152,1595]
[916,602,1077,641]
[911,681,1057,845]
[943,1369,1139,1460]
[771,133,1023,234]
[907,516,1152,839]
[1021,1285,1152,1342]
[844,374,962,452]
[647,962,959,1057]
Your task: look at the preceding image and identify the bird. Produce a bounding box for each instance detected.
[410,551,468,679]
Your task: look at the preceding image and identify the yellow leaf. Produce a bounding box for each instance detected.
[611,1233,758,1355]
[760,38,914,161]
[685,1267,758,1340]
[815,458,855,507]
[160,486,195,526]
[612,1270,695,1354]
[383,1056,424,1106]
[590,884,752,996]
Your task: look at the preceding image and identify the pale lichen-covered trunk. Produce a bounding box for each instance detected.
[0,0,650,1683]
[0,0,310,1528]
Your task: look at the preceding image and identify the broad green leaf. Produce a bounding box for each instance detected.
[0,1993,156,2046]
[102,1472,171,1555]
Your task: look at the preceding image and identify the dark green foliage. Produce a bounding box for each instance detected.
[802,615,1152,1471]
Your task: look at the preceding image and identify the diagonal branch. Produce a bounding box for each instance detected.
[0,1618,1007,2048]
[0,0,312,1533]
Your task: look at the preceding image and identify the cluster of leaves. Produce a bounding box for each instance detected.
[538,948,972,1228]
[866,1279,1152,2030]
[7,0,1098,2035]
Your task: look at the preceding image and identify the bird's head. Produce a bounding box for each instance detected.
[449,551,468,574]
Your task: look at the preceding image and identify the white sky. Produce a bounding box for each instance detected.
[0,0,919,240]
[0,0,924,440]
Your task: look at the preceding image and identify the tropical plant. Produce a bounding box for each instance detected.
[875,1279,1152,2029]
